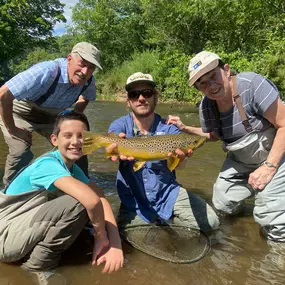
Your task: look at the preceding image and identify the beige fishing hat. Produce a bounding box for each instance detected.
[188,51,221,86]
[125,72,156,91]
[71,42,102,70]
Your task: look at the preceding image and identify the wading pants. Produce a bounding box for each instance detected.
[117,187,220,233]
[213,128,285,241]
[0,190,88,270]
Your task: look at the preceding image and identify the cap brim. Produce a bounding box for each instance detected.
[125,80,156,91]
[188,59,219,86]
[78,52,103,70]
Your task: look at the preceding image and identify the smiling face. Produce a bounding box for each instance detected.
[50,119,88,168]
[127,82,158,118]
[195,64,231,101]
[67,54,95,86]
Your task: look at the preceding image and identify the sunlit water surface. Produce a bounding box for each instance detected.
[0,101,284,285]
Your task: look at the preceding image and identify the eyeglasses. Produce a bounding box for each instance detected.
[128,89,154,100]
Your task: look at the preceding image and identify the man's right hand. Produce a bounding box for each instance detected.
[9,126,32,146]
[107,132,134,162]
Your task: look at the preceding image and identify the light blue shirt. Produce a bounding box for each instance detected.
[5,149,89,195]
[108,113,181,222]
[6,58,96,109]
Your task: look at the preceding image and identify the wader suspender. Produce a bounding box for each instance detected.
[34,64,93,106]
[232,76,253,133]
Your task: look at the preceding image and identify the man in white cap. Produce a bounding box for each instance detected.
[108,72,220,232]
[168,51,285,241]
[0,42,102,185]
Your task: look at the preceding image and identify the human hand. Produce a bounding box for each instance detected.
[107,133,134,162]
[166,115,185,131]
[248,164,277,190]
[9,126,32,146]
[92,235,109,264]
[96,246,124,273]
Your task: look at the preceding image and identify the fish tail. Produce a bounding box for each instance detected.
[82,131,107,155]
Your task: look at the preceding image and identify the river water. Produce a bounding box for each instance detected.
[0,101,285,285]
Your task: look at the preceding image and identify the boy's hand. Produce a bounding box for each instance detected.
[96,246,124,273]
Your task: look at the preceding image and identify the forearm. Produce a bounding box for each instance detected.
[89,181,122,248]
[101,197,122,248]
[0,85,16,133]
[181,125,218,141]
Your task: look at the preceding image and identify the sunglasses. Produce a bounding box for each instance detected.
[128,89,154,100]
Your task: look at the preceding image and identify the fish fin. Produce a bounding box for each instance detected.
[82,131,102,155]
[167,155,181,171]
[133,161,146,172]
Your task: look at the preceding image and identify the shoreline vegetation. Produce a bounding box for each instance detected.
[1,1,284,104]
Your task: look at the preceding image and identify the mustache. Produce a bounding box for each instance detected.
[75,72,86,79]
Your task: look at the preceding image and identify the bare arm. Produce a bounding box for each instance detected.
[0,84,32,144]
[0,84,15,132]
[249,98,285,190]
[74,95,89,113]
[167,115,219,141]
[53,176,109,256]
[88,181,124,273]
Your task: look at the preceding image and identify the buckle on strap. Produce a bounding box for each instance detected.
[242,120,253,133]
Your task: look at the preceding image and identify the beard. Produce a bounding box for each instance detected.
[131,103,156,118]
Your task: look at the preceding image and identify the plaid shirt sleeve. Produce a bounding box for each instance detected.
[6,61,58,101]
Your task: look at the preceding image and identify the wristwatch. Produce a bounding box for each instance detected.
[262,161,278,169]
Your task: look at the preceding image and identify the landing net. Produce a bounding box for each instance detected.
[120,224,210,264]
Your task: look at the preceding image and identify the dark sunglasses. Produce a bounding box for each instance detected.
[128,89,154,100]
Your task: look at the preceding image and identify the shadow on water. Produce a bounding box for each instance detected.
[0,101,285,284]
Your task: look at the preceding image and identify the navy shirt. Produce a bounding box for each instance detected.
[108,112,181,222]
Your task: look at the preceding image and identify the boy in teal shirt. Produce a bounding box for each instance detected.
[0,111,123,283]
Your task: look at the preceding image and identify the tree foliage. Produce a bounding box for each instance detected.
[0,0,66,62]
[3,0,285,101]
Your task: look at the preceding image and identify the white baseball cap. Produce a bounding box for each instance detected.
[125,72,156,91]
[71,42,102,70]
[188,51,221,86]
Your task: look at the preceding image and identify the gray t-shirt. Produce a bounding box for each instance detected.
[199,72,279,143]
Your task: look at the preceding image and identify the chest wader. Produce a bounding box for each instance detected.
[212,76,276,214]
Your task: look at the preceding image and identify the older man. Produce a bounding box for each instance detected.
[108,72,219,231]
[0,42,102,185]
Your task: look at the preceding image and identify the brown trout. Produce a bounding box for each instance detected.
[82,131,206,171]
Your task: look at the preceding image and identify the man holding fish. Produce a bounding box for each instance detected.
[168,51,285,241]
[106,72,220,231]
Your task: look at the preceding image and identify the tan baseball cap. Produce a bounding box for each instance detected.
[125,72,156,91]
[71,42,102,70]
[188,51,221,86]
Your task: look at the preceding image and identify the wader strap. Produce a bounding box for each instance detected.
[34,65,61,106]
[34,65,93,107]
[232,76,253,133]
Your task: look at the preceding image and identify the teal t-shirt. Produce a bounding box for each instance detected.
[5,149,89,195]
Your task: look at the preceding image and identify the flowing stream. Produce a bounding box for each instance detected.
[0,101,284,285]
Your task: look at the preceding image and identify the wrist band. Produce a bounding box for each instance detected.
[262,161,278,169]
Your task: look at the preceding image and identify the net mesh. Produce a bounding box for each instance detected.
[120,224,210,264]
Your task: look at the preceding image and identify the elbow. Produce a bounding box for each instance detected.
[84,195,102,212]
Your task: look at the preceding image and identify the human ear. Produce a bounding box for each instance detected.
[224,64,231,77]
[50,134,58,147]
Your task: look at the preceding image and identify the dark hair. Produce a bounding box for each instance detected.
[52,110,90,135]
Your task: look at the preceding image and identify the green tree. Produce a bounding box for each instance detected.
[0,0,66,62]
